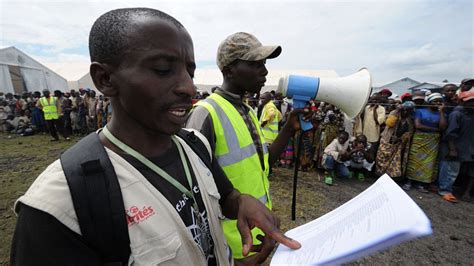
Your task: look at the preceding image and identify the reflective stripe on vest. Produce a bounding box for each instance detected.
[260,102,280,141]
[258,194,268,205]
[40,97,58,120]
[262,122,279,134]
[204,98,268,167]
[195,93,271,259]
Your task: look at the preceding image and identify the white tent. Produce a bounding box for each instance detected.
[68,72,101,94]
[0,46,68,94]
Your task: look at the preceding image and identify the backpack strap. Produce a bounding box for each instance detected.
[59,129,211,265]
[177,128,212,170]
[60,133,130,265]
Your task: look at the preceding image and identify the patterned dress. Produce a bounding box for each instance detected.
[405,108,442,183]
[376,110,414,180]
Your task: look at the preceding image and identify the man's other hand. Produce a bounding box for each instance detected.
[236,194,301,262]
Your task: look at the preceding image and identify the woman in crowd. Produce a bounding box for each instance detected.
[345,134,374,181]
[404,93,447,192]
[280,137,295,168]
[312,104,340,168]
[294,101,318,171]
[376,101,415,182]
[30,91,46,132]
[278,97,295,168]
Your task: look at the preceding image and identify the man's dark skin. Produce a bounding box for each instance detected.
[442,84,458,105]
[443,84,457,100]
[340,135,374,163]
[219,58,306,263]
[90,15,300,262]
[42,90,50,99]
[445,99,473,161]
[460,79,473,92]
[368,95,383,125]
[414,98,447,132]
[221,59,307,167]
[459,99,474,201]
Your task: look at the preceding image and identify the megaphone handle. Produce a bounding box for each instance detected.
[299,114,313,131]
[293,99,313,131]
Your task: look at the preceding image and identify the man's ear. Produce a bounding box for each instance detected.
[90,62,117,97]
[221,65,233,80]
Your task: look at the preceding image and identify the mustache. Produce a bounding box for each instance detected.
[162,97,193,110]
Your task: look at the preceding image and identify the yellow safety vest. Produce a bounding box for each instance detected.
[40,96,58,120]
[195,93,271,259]
[259,101,282,143]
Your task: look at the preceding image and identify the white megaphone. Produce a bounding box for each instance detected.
[278,68,372,131]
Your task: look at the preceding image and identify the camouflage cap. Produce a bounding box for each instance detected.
[216,32,282,70]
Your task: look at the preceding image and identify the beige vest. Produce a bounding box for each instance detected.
[15,130,232,265]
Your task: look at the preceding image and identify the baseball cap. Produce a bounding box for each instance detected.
[461,78,474,85]
[400,92,412,101]
[379,88,392,96]
[412,90,426,100]
[460,78,474,92]
[217,32,282,71]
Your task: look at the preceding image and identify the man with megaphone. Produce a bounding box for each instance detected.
[187,32,307,265]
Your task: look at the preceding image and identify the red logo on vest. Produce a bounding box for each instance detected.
[126,205,155,227]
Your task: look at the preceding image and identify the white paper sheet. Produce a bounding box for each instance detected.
[271,174,432,265]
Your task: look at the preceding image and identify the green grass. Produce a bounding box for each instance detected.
[0,132,326,265]
[0,133,78,265]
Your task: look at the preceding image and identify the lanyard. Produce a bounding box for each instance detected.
[102,126,199,211]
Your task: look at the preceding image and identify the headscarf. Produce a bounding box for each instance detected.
[385,115,398,127]
[401,101,415,109]
[425,92,443,104]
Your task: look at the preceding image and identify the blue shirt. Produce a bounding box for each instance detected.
[439,106,474,162]
[415,108,440,128]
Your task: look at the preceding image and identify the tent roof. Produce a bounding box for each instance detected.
[0,46,67,82]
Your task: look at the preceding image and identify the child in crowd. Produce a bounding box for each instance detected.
[344,135,374,181]
[70,106,80,135]
[0,101,10,132]
[322,131,350,185]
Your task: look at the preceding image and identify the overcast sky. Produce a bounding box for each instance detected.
[1,0,473,86]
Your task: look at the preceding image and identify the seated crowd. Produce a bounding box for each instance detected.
[0,88,112,138]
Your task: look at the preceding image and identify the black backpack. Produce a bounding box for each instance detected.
[60,129,211,265]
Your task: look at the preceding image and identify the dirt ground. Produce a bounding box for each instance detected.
[270,167,474,265]
[0,133,78,265]
[1,133,473,265]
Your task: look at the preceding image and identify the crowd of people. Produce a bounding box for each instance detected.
[10,9,304,266]
[2,76,473,205]
[0,88,112,140]
[5,6,474,265]
[250,79,474,204]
